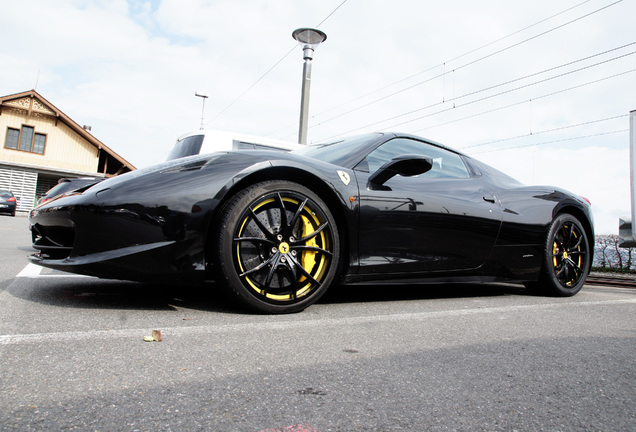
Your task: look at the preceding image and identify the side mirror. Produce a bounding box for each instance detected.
[368,154,433,190]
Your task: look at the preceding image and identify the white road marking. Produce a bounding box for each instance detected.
[16,263,42,278]
[16,263,92,278]
[1,298,634,346]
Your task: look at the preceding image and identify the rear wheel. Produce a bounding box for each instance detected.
[525,213,590,296]
[214,181,340,313]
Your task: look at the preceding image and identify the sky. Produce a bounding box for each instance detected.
[0,0,634,234]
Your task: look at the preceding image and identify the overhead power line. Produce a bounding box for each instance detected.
[469,129,629,155]
[320,44,635,138]
[301,68,633,142]
[411,69,636,135]
[273,0,599,140]
[315,0,348,28]
[459,114,628,150]
[205,0,349,127]
[320,49,635,141]
[310,0,595,120]
[204,45,297,127]
[310,0,623,135]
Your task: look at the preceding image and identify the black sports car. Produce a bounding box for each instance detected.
[29,132,594,313]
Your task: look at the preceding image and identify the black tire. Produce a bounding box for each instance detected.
[525,213,590,297]
[214,181,340,314]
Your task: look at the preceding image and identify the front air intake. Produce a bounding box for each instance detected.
[31,224,74,259]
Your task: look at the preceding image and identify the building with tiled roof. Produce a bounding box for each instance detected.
[0,89,135,214]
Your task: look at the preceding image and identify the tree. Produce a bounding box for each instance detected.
[595,235,613,268]
[594,234,635,271]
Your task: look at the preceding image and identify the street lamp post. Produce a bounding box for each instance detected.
[195,91,209,130]
[292,28,327,145]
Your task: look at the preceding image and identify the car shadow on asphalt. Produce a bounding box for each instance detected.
[9,277,240,313]
[9,274,528,314]
[320,282,527,305]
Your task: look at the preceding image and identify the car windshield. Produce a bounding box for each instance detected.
[0,191,13,198]
[167,134,205,160]
[292,133,384,168]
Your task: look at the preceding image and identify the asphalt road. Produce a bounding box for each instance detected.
[1,214,634,431]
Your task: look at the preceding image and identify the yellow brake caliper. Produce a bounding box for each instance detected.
[299,215,318,282]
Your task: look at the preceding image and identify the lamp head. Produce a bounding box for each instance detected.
[292,28,327,60]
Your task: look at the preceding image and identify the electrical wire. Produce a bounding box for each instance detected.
[272,0,599,139]
[319,62,635,141]
[469,129,629,154]
[309,0,623,135]
[315,0,348,28]
[204,45,297,127]
[310,0,595,119]
[410,69,635,135]
[458,114,628,150]
[319,44,635,138]
[204,0,349,127]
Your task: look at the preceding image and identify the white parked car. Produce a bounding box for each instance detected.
[167,130,300,161]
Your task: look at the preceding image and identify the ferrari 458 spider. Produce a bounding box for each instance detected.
[29,132,594,313]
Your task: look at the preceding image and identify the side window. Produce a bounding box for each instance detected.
[361,138,469,179]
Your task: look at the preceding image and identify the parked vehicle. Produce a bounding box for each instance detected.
[37,177,104,206]
[29,132,594,314]
[167,130,300,161]
[0,190,17,216]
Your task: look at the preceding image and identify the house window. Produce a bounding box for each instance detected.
[5,128,19,150]
[4,126,46,154]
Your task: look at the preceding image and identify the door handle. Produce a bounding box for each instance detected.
[482,195,496,203]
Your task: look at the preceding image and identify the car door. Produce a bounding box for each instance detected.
[355,138,503,275]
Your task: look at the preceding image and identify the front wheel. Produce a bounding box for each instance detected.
[525,213,591,297]
[214,181,340,314]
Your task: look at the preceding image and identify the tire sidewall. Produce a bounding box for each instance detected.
[541,213,590,296]
[214,180,340,314]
